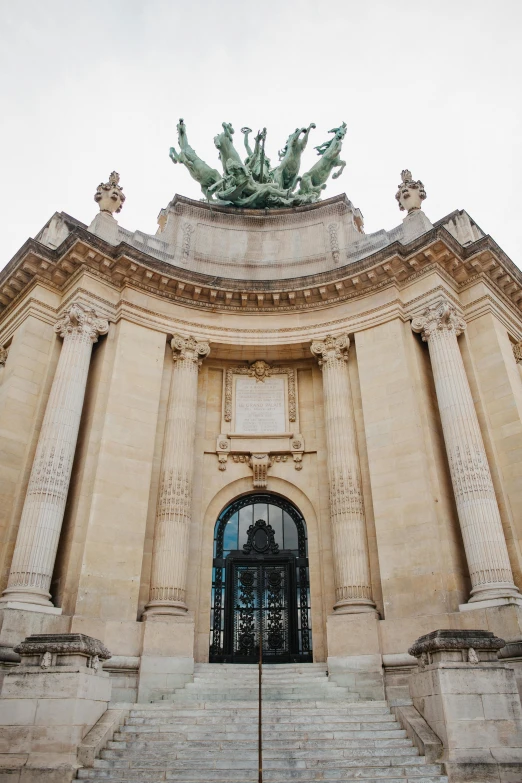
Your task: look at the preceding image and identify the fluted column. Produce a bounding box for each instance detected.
[144,334,210,617]
[311,334,376,614]
[1,303,108,609]
[412,299,521,607]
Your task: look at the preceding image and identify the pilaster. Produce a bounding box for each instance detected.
[72,319,166,624]
[356,318,464,618]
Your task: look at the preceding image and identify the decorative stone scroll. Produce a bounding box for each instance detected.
[328,223,340,263]
[217,437,304,476]
[181,221,194,262]
[224,361,296,425]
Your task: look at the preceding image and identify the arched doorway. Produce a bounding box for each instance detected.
[209,493,313,663]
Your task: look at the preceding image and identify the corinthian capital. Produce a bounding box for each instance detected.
[513,341,522,364]
[54,303,109,342]
[411,300,466,342]
[171,334,210,365]
[311,334,350,366]
[0,346,8,366]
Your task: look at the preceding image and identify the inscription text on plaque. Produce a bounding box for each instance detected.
[234,376,286,434]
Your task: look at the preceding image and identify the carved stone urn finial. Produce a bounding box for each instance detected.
[94,171,126,215]
[395,169,426,213]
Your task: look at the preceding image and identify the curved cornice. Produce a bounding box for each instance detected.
[0,209,521,322]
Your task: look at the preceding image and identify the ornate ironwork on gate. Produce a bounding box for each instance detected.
[209,494,312,663]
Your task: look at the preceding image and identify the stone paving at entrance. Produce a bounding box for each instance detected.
[77,664,447,782]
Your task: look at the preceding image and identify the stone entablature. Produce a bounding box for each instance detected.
[2,199,522,326]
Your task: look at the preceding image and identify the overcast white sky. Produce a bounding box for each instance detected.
[1,1,521,271]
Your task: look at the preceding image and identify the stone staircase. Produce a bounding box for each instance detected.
[77,663,447,782]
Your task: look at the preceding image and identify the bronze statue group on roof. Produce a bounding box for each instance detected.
[169,119,347,209]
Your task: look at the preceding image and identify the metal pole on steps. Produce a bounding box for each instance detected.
[258,625,263,783]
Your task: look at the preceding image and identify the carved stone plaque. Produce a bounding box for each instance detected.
[234,376,286,434]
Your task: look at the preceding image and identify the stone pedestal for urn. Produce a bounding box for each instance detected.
[0,633,111,783]
[408,629,522,782]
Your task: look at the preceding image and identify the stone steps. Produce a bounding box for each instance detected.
[125,715,397,725]
[79,771,446,782]
[102,747,419,760]
[106,738,415,750]
[163,690,356,701]
[76,663,447,783]
[128,704,392,715]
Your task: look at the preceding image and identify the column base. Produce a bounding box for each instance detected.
[460,595,522,612]
[142,600,188,618]
[460,582,522,612]
[0,585,61,614]
[0,600,62,615]
[333,597,379,616]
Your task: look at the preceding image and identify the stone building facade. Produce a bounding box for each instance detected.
[1,177,522,719]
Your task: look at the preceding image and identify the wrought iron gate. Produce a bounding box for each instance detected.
[210,494,312,663]
[228,557,296,662]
